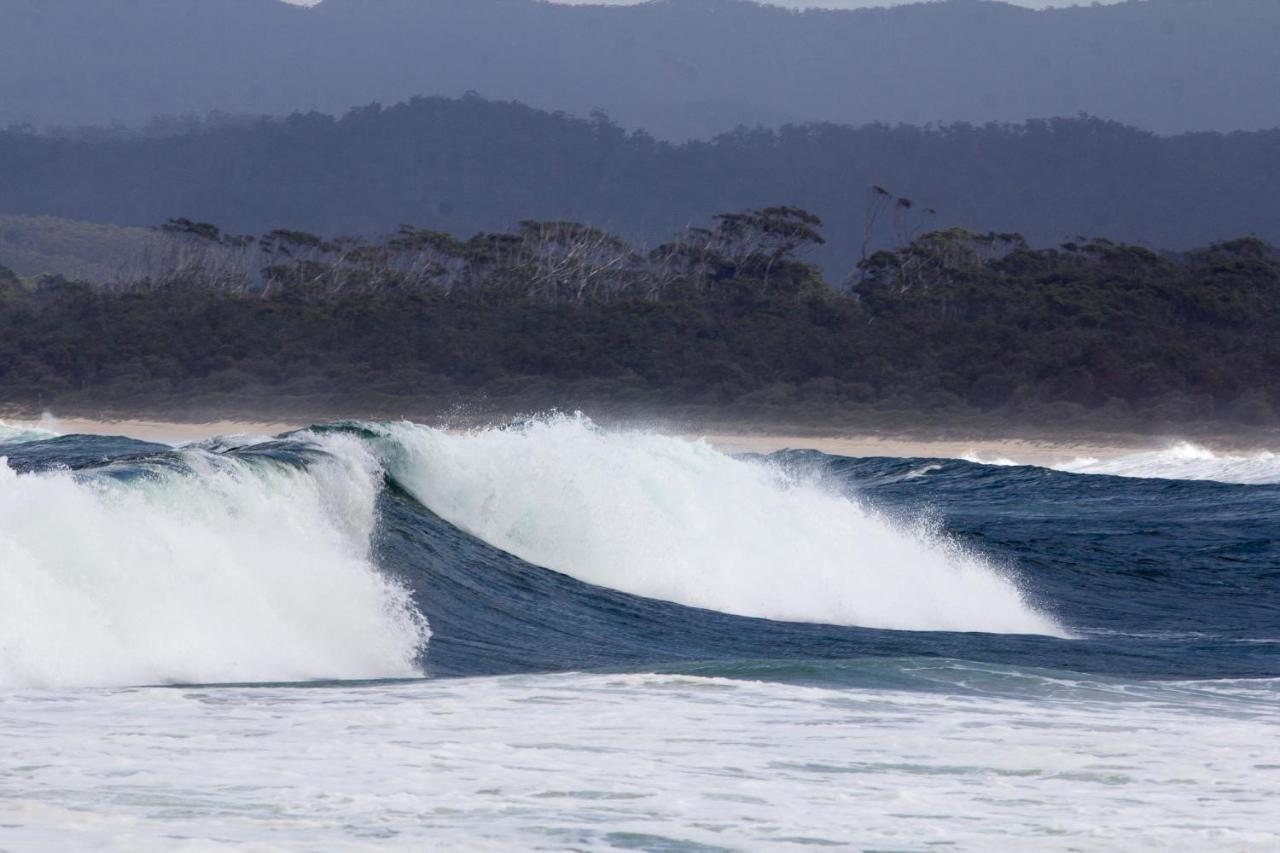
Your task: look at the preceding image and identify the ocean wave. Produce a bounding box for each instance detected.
[0,433,428,689]
[1054,442,1280,485]
[375,415,1064,637]
[0,420,59,445]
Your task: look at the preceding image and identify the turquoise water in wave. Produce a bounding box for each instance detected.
[1,417,1277,850]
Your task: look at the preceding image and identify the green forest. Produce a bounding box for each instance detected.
[2,208,1277,433]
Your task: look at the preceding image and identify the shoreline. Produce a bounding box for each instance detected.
[4,413,1273,465]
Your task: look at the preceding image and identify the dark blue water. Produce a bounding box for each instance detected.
[4,428,1278,684]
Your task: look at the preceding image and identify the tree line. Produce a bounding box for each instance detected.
[1,209,1277,432]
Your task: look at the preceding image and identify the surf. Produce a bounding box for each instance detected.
[375,415,1064,637]
[0,433,428,689]
[1055,441,1280,485]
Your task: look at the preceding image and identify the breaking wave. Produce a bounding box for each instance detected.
[377,416,1063,636]
[0,434,428,689]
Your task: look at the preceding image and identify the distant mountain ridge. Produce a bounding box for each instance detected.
[2,0,1278,139]
[3,98,1278,276]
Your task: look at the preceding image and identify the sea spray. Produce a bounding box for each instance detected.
[0,421,58,445]
[377,416,1064,636]
[0,434,428,689]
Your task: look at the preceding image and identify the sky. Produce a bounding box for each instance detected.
[280,0,1127,9]
[543,1,1124,7]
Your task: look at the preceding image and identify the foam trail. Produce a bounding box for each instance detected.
[1055,442,1280,485]
[0,434,428,688]
[379,416,1063,636]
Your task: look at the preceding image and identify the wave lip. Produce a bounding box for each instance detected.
[0,433,429,689]
[378,415,1065,638]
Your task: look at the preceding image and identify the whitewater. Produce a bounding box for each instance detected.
[377,417,1059,635]
[960,439,1280,485]
[0,417,1276,850]
[0,434,426,689]
[1055,441,1280,485]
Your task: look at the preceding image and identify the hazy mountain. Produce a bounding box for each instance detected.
[3,97,1277,278]
[2,0,1277,140]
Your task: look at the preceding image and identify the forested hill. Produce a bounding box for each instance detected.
[2,0,1278,139]
[3,98,1277,277]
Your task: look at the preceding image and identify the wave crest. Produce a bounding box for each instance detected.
[378,416,1064,636]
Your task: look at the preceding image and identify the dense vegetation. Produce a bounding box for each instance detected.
[4,97,1280,278]
[2,210,1277,432]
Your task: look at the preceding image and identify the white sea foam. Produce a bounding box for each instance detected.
[0,434,428,689]
[0,669,1273,851]
[378,416,1063,636]
[1054,442,1280,485]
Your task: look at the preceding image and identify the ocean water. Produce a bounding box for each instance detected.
[1,416,1277,851]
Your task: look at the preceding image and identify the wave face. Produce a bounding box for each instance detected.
[377,416,1061,636]
[0,434,428,688]
[1055,442,1280,485]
